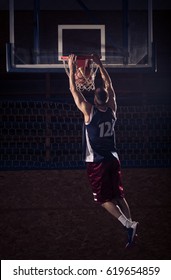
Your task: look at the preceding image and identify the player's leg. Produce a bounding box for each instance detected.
[101,201,122,219]
[101,200,133,228]
[102,200,138,247]
[87,160,132,226]
[109,157,138,246]
[110,158,132,221]
[115,197,132,220]
[86,161,138,246]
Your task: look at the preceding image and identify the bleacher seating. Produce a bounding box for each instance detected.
[0,99,170,169]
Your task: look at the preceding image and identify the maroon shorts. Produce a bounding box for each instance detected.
[86,157,124,204]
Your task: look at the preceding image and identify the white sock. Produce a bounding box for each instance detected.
[118,214,132,228]
[116,205,132,222]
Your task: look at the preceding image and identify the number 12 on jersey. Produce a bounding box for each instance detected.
[99,121,115,137]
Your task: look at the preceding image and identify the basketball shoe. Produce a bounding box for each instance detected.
[125,221,139,248]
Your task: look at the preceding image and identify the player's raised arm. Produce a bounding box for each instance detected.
[92,54,117,115]
[68,54,91,120]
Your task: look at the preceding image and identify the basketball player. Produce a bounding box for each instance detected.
[68,54,138,247]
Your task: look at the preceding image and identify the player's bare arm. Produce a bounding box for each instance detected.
[68,54,92,123]
[92,54,117,115]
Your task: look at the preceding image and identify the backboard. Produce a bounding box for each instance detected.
[6,0,155,73]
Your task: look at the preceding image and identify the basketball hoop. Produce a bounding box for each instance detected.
[61,55,98,93]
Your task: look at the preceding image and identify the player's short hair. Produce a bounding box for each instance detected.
[94,88,109,105]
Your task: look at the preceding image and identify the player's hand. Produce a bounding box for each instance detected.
[68,54,77,69]
[91,54,102,66]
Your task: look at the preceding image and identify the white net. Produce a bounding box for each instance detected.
[62,59,98,93]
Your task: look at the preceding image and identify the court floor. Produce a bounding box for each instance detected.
[0,168,170,260]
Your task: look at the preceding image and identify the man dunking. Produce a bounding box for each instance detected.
[68,53,138,247]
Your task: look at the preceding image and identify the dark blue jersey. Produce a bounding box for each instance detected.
[84,106,117,162]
